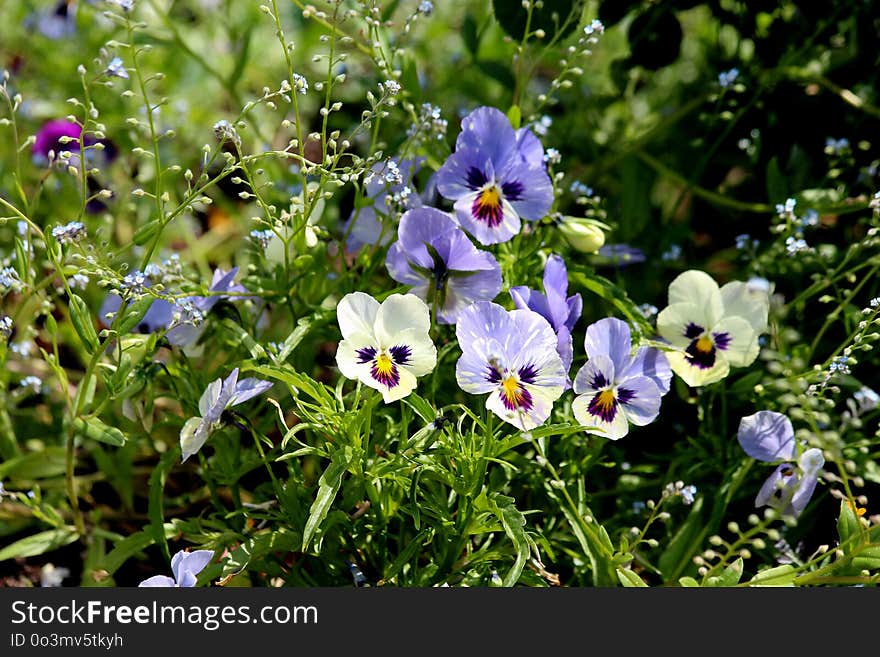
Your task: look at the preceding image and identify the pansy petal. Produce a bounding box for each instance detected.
[720,280,769,333]
[509,308,560,363]
[565,293,583,333]
[505,165,554,222]
[621,346,672,395]
[455,106,518,165]
[375,293,431,346]
[198,377,223,417]
[436,148,489,200]
[441,266,503,324]
[455,337,508,394]
[453,190,521,246]
[514,127,545,168]
[376,366,418,403]
[737,411,796,462]
[572,391,631,440]
[555,326,574,378]
[390,328,437,378]
[509,286,552,324]
[572,354,616,395]
[456,302,516,355]
[657,302,708,349]
[667,270,723,327]
[337,292,380,340]
[755,464,799,510]
[665,349,730,387]
[180,416,210,463]
[397,207,459,266]
[616,375,662,426]
[138,575,177,588]
[542,255,571,328]
[174,550,214,583]
[385,241,424,287]
[584,317,632,374]
[710,315,757,368]
[228,378,273,407]
[335,333,378,380]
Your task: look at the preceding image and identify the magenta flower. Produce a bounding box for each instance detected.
[510,254,582,383]
[436,107,554,245]
[385,207,502,324]
[32,120,83,166]
[572,318,670,440]
[737,411,824,518]
[455,301,566,430]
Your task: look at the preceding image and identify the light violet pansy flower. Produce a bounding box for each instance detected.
[180,368,273,462]
[455,301,566,430]
[657,270,769,387]
[510,254,582,384]
[335,292,437,403]
[572,318,671,440]
[139,549,214,587]
[436,106,554,245]
[385,207,502,324]
[737,410,824,518]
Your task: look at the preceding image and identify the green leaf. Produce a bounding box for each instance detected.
[0,447,67,480]
[462,14,480,56]
[492,0,586,42]
[115,296,157,335]
[69,293,100,353]
[507,104,522,130]
[616,567,648,587]
[0,527,79,561]
[302,447,352,552]
[837,499,861,550]
[74,417,127,447]
[678,576,701,587]
[708,557,744,587]
[93,526,176,582]
[499,500,530,587]
[748,564,796,587]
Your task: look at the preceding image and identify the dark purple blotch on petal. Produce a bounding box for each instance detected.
[501,180,524,201]
[587,390,618,423]
[617,387,636,404]
[518,363,538,384]
[590,372,609,389]
[356,346,377,364]
[389,344,412,365]
[685,337,717,369]
[684,322,704,339]
[466,166,489,189]
[713,332,732,350]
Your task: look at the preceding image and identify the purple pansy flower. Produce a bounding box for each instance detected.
[737,411,824,518]
[436,106,554,245]
[386,207,502,324]
[139,549,214,587]
[595,244,647,267]
[343,158,423,250]
[509,254,582,384]
[99,267,247,347]
[572,318,671,440]
[179,368,273,462]
[455,301,566,430]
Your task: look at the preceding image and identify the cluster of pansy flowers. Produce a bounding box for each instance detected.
[329,106,772,441]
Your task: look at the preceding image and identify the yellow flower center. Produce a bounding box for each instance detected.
[695,335,714,354]
[502,376,520,404]
[374,353,394,376]
[595,389,616,413]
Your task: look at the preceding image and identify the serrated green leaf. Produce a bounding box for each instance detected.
[499,501,530,587]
